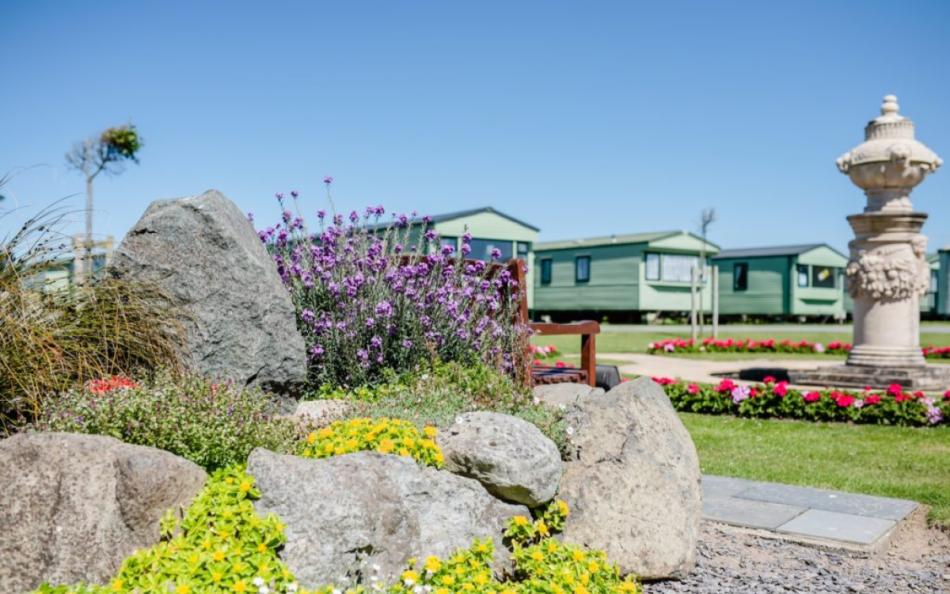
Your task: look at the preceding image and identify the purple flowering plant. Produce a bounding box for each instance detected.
[256,188,530,388]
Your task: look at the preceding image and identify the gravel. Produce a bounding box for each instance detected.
[646,511,950,594]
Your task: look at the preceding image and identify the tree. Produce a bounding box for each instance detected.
[66,125,143,277]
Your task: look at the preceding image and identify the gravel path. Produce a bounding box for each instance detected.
[646,512,950,593]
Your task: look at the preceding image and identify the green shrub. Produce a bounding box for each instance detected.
[30,371,301,471]
[0,200,181,432]
[332,361,568,455]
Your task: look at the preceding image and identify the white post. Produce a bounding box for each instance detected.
[690,266,698,341]
[712,265,719,338]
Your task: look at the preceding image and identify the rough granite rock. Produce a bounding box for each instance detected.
[111,189,306,392]
[559,377,701,580]
[247,448,528,588]
[532,382,604,408]
[0,432,207,593]
[437,412,562,507]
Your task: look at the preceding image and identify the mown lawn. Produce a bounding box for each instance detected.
[678,412,950,527]
[533,329,950,361]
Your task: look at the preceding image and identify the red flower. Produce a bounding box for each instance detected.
[835,395,855,408]
[762,375,776,384]
[555,360,567,368]
[716,379,737,393]
[532,359,542,366]
[865,394,881,405]
[887,383,903,396]
[652,376,676,386]
[85,375,139,394]
[687,383,700,394]
[944,390,950,401]
[804,391,821,403]
[774,381,788,397]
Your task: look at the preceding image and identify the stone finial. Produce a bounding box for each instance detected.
[836,94,941,212]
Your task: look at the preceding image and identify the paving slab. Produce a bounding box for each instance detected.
[701,475,760,499]
[776,509,897,545]
[735,482,918,521]
[703,495,806,530]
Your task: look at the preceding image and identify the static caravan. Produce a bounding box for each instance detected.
[532,231,719,321]
[372,206,540,307]
[713,244,847,320]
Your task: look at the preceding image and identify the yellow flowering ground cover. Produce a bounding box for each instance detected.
[36,423,639,594]
[299,417,444,468]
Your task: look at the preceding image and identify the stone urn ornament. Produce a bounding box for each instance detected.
[792,95,949,388]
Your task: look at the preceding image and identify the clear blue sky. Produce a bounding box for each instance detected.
[2,0,949,253]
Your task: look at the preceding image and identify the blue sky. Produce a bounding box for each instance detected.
[2,0,949,253]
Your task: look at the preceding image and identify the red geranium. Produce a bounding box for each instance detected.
[687,383,700,394]
[835,394,855,408]
[86,375,139,394]
[762,375,776,384]
[716,379,737,393]
[865,394,881,405]
[774,381,789,397]
[804,391,821,403]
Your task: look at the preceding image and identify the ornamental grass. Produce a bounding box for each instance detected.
[0,198,181,432]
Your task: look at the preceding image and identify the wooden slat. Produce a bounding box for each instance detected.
[529,321,601,336]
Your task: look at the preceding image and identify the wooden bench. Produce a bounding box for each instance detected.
[506,259,600,387]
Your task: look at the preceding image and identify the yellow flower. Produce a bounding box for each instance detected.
[213,550,226,562]
[587,561,600,573]
[440,575,456,586]
[535,520,549,536]
[574,586,590,594]
[176,585,191,594]
[110,579,124,592]
[257,542,268,553]
[531,549,544,562]
[473,573,489,586]
[571,549,586,562]
[378,438,395,453]
[211,571,223,583]
[619,581,638,593]
[306,432,317,445]
[398,448,410,457]
[424,556,442,573]
[239,480,252,493]
[424,426,438,438]
[512,515,530,527]
[557,500,570,517]
[401,569,420,584]
[317,427,334,439]
[233,580,247,593]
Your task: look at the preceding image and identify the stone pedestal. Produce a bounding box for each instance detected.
[791,95,944,390]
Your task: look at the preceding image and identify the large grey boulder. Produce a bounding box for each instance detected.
[247,448,528,588]
[438,412,562,507]
[532,382,604,408]
[0,433,207,593]
[111,190,306,392]
[558,377,701,580]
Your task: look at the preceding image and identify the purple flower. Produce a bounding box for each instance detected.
[402,339,413,349]
[324,176,333,185]
[291,190,299,198]
[460,243,472,256]
[490,247,502,260]
[375,300,393,317]
[370,335,383,349]
[317,209,326,219]
[309,344,324,358]
[275,192,285,201]
[349,210,359,223]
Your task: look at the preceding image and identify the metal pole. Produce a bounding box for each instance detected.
[712,265,719,338]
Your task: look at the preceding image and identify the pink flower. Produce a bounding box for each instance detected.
[716,379,737,393]
[804,391,821,403]
[762,375,776,384]
[887,383,903,396]
[774,381,788,397]
[687,383,700,395]
[865,394,881,405]
[944,390,950,401]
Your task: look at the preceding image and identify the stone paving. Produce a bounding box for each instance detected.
[701,475,918,549]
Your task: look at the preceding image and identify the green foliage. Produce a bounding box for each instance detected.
[329,360,568,454]
[100,125,143,163]
[299,417,444,468]
[0,203,180,432]
[31,371,301,471]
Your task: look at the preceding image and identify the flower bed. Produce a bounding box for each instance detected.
[258,188,529,389]
[652,376,949,427]
[529,343,560,360]
[648,337,950,359]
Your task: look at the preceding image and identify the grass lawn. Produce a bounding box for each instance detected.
[679,412,950,527]
[533,330,950,360]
